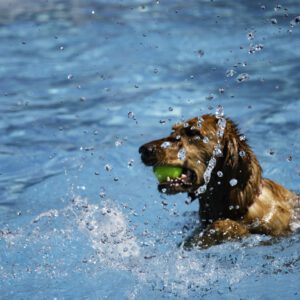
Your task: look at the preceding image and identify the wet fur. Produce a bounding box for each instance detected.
[140,114,299,248]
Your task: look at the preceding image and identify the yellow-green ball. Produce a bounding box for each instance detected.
[153,166,183,183]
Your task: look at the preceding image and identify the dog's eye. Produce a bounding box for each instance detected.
[184,127,201,138]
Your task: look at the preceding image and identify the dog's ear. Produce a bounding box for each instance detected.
[222,120,249,178]
[220,120,262,208]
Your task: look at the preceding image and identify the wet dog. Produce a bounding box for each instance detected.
[139,114,299,248]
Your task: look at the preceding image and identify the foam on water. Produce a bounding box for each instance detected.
[72,196,140,261]
[291,197,300,231]
[1,0,300,298]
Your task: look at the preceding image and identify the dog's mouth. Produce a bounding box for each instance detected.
[154,165,196,194]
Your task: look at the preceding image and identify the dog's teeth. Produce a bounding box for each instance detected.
[181,174,187,178]
[167,177,170,182]
[175,183,179,187]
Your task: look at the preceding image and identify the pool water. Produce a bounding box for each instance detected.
[1,0,300,299]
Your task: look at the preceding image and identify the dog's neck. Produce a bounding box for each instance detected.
[189,138,262,226]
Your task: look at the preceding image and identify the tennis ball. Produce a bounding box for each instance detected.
[154,166,183,183]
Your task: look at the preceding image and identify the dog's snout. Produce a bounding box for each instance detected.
[139,144,156,155]
[139,143,158,166]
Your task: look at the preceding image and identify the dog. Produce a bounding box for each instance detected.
[139,114,299,248]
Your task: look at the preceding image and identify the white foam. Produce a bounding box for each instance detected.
[290,197,300,231]
[71,196,140,261]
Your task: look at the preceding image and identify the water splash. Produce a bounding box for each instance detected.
[196,106,226,195]
[229,179,238,187]
[161,141,171,149]
[104,164,113,172]
[72,196,140,261]
[236,73,250,83]
[177,148,186,161]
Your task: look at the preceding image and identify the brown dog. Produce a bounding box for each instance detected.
[139,114,299,248]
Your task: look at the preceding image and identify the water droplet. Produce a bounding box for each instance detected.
[185,197,192,205]
[128,159,134,167]
[203,136,209,144]
[197,49,205,57]
[217,118,226,138]
[213,144,223,157]
[128,112,135,119]
[236,73,250,83]
[76,185,86,190]
[255,44,264,51]
[240,135,246,141]
[91,10,95,14]
[249,44,264,54]
[177,148,186,160]
[159,120,166,125]
[67,74,73,80]
[229,179,238,186]
[274,4,282,11]
[219,88,225,94]
[204,173,210,183]
[161,141,171,149]
[104,164,112,172]
[205,94,215,101]
[226,69,236,77]
[290,16,300,26]
[99,191,106,198]
[217,171,223,177]
[183,122,189,128]
[239,150,246,157]
[197,185,207,194]
[287,155,293,162]
[229,205,234,210]
[269,149,275,155]
[168,106,173,111]
[161,188,167,193]
[271,18,278,24]
[247,31,255,40]
[215,105,224,119]
[114,177,119,182]
[176,135,181,140]
[115,139,123,147]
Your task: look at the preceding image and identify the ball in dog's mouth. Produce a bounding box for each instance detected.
[153,166,195,194]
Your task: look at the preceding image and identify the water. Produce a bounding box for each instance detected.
[1,0,300,299]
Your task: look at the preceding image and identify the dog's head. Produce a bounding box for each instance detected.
[139,114,224,194]
[139,114,261,199]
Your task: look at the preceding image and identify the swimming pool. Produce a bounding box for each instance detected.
[1,0,300,299]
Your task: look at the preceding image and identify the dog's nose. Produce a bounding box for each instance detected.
[139,143,157,166]
[139,144,156,155]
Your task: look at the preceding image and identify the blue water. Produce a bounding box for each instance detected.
[1,0,300,299]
